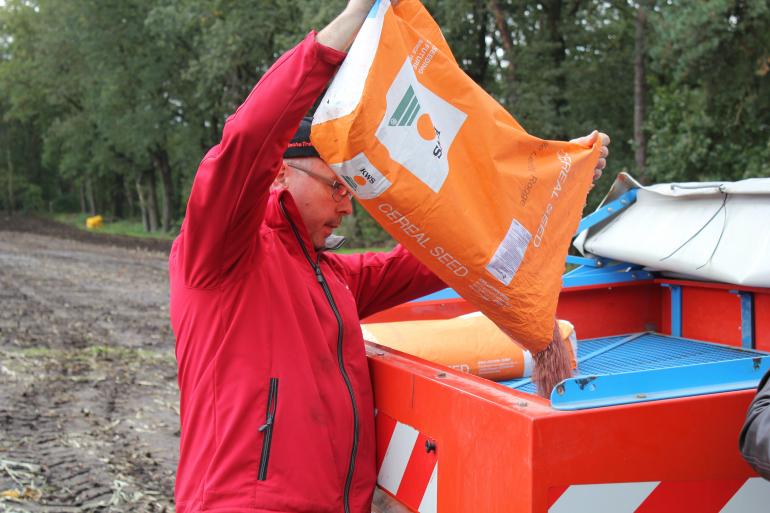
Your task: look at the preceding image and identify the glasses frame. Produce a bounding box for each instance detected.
[285,162,351,202]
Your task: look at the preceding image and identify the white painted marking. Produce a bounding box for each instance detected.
[377,422,419,494]
[719,478,770,513]
[418,464,438,513]
[549,482,660,513]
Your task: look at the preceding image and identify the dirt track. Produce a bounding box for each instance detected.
[0,217,178,512]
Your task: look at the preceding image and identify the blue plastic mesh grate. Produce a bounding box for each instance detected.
[500,332,767,395]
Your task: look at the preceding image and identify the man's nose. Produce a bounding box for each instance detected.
[337,194,353,216]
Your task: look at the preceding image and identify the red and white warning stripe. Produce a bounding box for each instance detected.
[548,477,770,513]
[375,410,437,513]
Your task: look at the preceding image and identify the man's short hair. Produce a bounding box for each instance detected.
[283,116,320,159]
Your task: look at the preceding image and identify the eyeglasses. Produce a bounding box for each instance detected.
[285,163,351,202]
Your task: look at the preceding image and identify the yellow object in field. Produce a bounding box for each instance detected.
[361,315,577,381]
[86,215,103,230]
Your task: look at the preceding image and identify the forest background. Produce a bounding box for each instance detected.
[0,0,768,247]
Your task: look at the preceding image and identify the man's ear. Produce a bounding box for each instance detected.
[273,161,290,190]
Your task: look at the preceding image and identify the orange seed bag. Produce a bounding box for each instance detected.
[312,0,599,353]
[362,316,578,380]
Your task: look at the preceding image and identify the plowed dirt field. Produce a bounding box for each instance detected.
[0,216,178,512]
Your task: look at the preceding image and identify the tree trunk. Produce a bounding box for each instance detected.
[124,173,135,218]
[79,181,87,215]
[489,0,517,106]
[146,168,160,232]
[153,148,175,232]
[85,176,97,216]
[634,0,649,180]
[113,173,125,219]
[544,0,568,138]
[208,113,221,151]
[135,173,150,232]
[6,149,14,216]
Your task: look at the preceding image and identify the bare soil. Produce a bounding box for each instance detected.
[0,216,178,512]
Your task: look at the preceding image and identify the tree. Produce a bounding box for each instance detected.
[645,0,770,182]
[1,0,767,244]
[634,0,652,180]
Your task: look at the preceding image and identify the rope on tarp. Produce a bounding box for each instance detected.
[659,192,729,266]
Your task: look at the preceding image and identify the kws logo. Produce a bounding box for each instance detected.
[330,153,391,200]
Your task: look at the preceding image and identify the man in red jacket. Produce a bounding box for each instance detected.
[170,1,611,512]
[169,2,445,513]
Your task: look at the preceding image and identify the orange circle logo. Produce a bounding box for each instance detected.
[416,113,435,141]
[354,175,367,186]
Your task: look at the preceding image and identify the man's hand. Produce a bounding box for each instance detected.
[571,130,610,184]
[345,0,380,16]
[318,1,397,52]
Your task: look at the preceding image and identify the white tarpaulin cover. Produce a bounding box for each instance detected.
[573,173,770,287]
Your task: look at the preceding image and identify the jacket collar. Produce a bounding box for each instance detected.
[265,188,346,261]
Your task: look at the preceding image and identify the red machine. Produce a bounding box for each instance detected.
[363,185,770,512]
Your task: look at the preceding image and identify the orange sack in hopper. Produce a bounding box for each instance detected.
[311,0,600,353]
[362,316,578,381]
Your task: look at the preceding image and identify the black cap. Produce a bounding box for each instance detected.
[283,116,320,159]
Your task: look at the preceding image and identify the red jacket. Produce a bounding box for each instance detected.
[169,33,444,513]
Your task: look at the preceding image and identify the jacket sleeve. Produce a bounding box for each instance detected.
[181,33,346,288]
[740,369,770,480]
[332,245,447,320]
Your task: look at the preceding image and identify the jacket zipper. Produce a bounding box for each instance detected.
[280,199,359,513]
[257,377,279,481]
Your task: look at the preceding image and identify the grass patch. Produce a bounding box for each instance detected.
[10,345,172,363]
[53,213,176,241]
[335,246,391,254]
[51,213,395,250]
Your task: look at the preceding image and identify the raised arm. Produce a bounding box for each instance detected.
[317,0,376,51]
[180,1,378,288]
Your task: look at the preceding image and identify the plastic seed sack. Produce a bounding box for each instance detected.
[311,0,600,353]
[362,315,578,381]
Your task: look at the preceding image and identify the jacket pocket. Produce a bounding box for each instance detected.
[257,377,279,481]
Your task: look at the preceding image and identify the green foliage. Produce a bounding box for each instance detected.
[0,0,768,245]
[645,0,770,183]
[338,200,395,248]
[21,183,43,211]
[0,173,43,212]
[335,246,392,255]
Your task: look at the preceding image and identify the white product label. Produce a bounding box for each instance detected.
[486,218,532,286]
[477,358,516,376]
[330,153,392,200]
[376,59,467,193]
